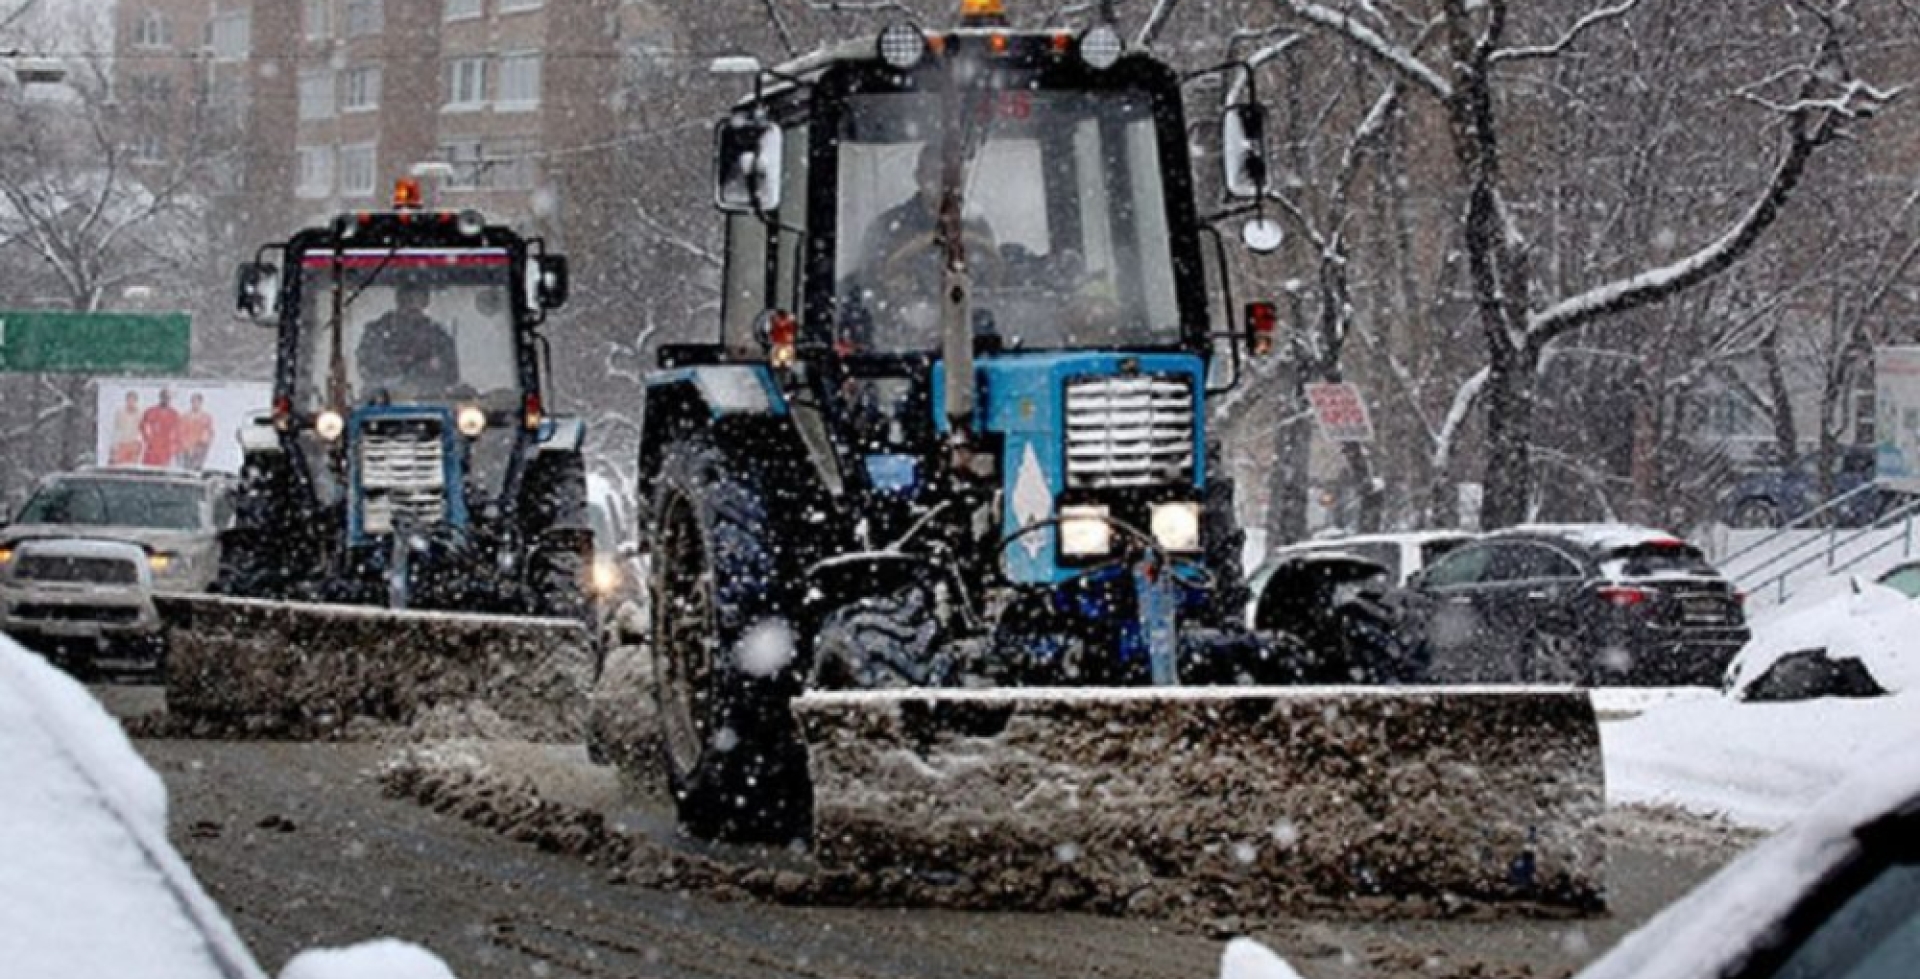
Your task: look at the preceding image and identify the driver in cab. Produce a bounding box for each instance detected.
[844,141,998,352]
[358,282,459,392]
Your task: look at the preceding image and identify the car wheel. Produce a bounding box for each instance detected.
[1730,498,1783,529]
[1529,631,1592,685]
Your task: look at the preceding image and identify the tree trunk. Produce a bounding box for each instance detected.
[1481,345,1538,527]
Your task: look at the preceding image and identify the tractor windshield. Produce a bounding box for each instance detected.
[834,88,1181,353]
[291,249,519,412]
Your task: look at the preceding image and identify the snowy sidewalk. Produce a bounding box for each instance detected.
[1601,689,1920,830]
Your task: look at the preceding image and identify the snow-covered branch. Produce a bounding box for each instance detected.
[1275,1,1452,100]
[1490,0,1639,64]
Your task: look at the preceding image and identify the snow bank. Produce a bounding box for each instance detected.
[279,940,457,979]
[0,635,265,979]
[1602,688,1920,829]
[1218,938,1306,979]
[1727,578,1920,695]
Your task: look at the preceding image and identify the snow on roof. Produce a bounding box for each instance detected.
[0,636,265,979]
[1504,523,1688,552]
[1297,529,1475,547]
[1580,722,1920,979]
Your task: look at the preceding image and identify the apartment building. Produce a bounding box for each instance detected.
[113,0,676,250]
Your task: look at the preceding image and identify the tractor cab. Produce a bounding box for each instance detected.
[226,179,585,613]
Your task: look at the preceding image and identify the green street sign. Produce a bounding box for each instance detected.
[0,311,190,374]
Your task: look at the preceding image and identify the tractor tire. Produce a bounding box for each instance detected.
[810,584,950,690]
[214,453,307,599]
[1201,476,1254,630]
[648,437,809,844]
[522,451,596,627]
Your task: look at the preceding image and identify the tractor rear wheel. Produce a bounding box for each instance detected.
[649,437,808,843]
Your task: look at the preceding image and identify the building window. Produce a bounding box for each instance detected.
[126,74,174,103]
[297,70,335,120]
[208,10,250,60]
[496,52,540,110]
[344,0,383,37]
[131,10,171,49]
[342,66,381,112]
[445,0,482,20]
[485,139,535,189]
[340,143,377,196]
[444,57,486,110]
[499,0,542,12]
[133,131,168,163]
[303,0,331,39]
[439,139,483,189]
[297,146,335,199]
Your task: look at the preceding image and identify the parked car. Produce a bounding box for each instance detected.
[0,466,230,675]
[1388,524,1749,685]
[1721,445,1882,528]
[1726,565,1920,701]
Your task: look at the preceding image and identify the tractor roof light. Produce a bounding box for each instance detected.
[456,209,485,237]
[392,177,423,210]
[878,23,927,69]
[960,0,1007,25]
[1080,24,1123,70]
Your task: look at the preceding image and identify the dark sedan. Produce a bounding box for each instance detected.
[1391,524,1749,685]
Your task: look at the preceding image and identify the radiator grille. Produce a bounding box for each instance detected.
[14,554,140,585]
[1064,375,1195,489]
[359,419,447,535]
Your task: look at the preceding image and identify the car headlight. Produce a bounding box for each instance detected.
[1151,501,1202,553]
[0,545,13,567]
[148,551,176,574]
[314,409,346,441]
[457,405,487,438]
[590,556,621,596]
[1059,505,1113,557]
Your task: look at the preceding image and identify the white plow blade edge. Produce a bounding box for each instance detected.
[157,594,595,740]
[796,686,1605,916]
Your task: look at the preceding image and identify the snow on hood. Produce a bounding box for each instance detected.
[1577,741,1920,979]
[0,635,266,979]
[1727,578,1920,695]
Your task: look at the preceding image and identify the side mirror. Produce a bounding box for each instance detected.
[234,261,280,324]
[1222,103,1269,200]
[536,255,569,310]
[714,118,783,214]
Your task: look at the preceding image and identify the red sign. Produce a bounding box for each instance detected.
[1305,382,1374,443]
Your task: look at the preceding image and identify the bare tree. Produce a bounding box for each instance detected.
[1270,0,1894,527]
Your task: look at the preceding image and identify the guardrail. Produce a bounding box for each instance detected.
[1723,482,1920,605]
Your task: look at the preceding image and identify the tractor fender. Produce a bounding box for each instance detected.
[535,415,586,454]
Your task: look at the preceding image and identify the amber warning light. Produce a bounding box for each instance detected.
[961,0,1007,24]
[392,177,423,210]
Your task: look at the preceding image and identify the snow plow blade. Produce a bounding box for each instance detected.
[156,594,595,740]
[795,686,1605,915]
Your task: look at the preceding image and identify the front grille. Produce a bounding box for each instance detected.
[15,603,142,624]
[1064,374,1195,489]
[14,554,140,585]
[359,419,447,535]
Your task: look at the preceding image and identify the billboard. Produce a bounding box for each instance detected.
[95,379,271,475]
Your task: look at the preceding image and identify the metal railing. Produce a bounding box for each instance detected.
[1723,482,1920,604]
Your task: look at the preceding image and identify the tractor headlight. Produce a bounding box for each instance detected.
[1059,505,1113,557]
[456,405,488,438]
[590,556,622,596]
[877,22,926,70]
[314,410,346,441]
[1151,501,1202,553]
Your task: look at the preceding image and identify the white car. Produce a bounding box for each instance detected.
[1245,530,1473,629]
[0,466,231,675]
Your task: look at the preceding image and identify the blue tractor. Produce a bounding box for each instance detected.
[157,181,598,736]
[626,4,1605,915]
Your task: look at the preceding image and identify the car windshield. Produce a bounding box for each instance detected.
[292,250,518,412]
[1879,565,1920,598]
[17,479,205,531]
[834,89,1181,352]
